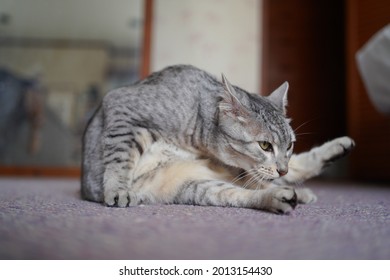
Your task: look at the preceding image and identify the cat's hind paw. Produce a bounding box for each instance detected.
[322,136,355,166]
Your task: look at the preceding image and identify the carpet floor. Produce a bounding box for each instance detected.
[0,177,389,259]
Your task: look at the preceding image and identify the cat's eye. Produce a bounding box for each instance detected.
[259,141,273,152]
[287,142,294,150]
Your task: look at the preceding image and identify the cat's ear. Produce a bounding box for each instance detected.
[267,81,289,115]
[220,73,249,123]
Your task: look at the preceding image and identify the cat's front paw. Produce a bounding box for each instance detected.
[295,188,317,204]
[104,189,133,207]
[322,136,355,166]
[264,186,298,214]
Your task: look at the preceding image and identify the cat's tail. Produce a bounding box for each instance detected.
[81,106,105,202]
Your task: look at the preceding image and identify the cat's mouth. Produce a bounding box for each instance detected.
[262,177,275,182]
[257,175,275,182]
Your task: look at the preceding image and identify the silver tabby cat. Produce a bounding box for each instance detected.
[81,65,354,214]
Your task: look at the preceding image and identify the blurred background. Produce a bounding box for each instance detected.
[0,0,389,182]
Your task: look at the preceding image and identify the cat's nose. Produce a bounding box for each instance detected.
[277,168,288,177]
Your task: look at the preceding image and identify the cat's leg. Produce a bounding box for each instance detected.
[102,121,157,207]
[271,136,355,203]
[129,156,299,214]
[173,180,298,214]
[276,136,355,184]
[233,174,317,205]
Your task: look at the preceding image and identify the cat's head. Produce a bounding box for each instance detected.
[216,74,295,182]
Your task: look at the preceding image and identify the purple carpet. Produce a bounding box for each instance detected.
[0,177,389,259]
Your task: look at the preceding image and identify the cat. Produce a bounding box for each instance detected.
[81,65,354,214]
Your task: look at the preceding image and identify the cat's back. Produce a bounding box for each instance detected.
[140,64,219,87]
[103,65,221,107]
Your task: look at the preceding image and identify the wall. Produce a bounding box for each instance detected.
[151,0,261,93]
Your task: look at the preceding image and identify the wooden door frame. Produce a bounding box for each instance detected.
[0,0,154,177]
[140,0,153,79]
[261,0,270,95]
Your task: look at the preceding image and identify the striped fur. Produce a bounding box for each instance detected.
[81,65,354,214]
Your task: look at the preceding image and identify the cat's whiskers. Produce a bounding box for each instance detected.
[254,173,268,190]
[293,119,317,141]
[242,169,265,190]
[255,175,266,191]
[246,173,261,190]
[231,171,253,185]
[230,168,259,185]
[241,171,257,189]
[293,119,315,134]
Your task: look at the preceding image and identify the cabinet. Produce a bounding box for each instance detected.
[346,0,390,181]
